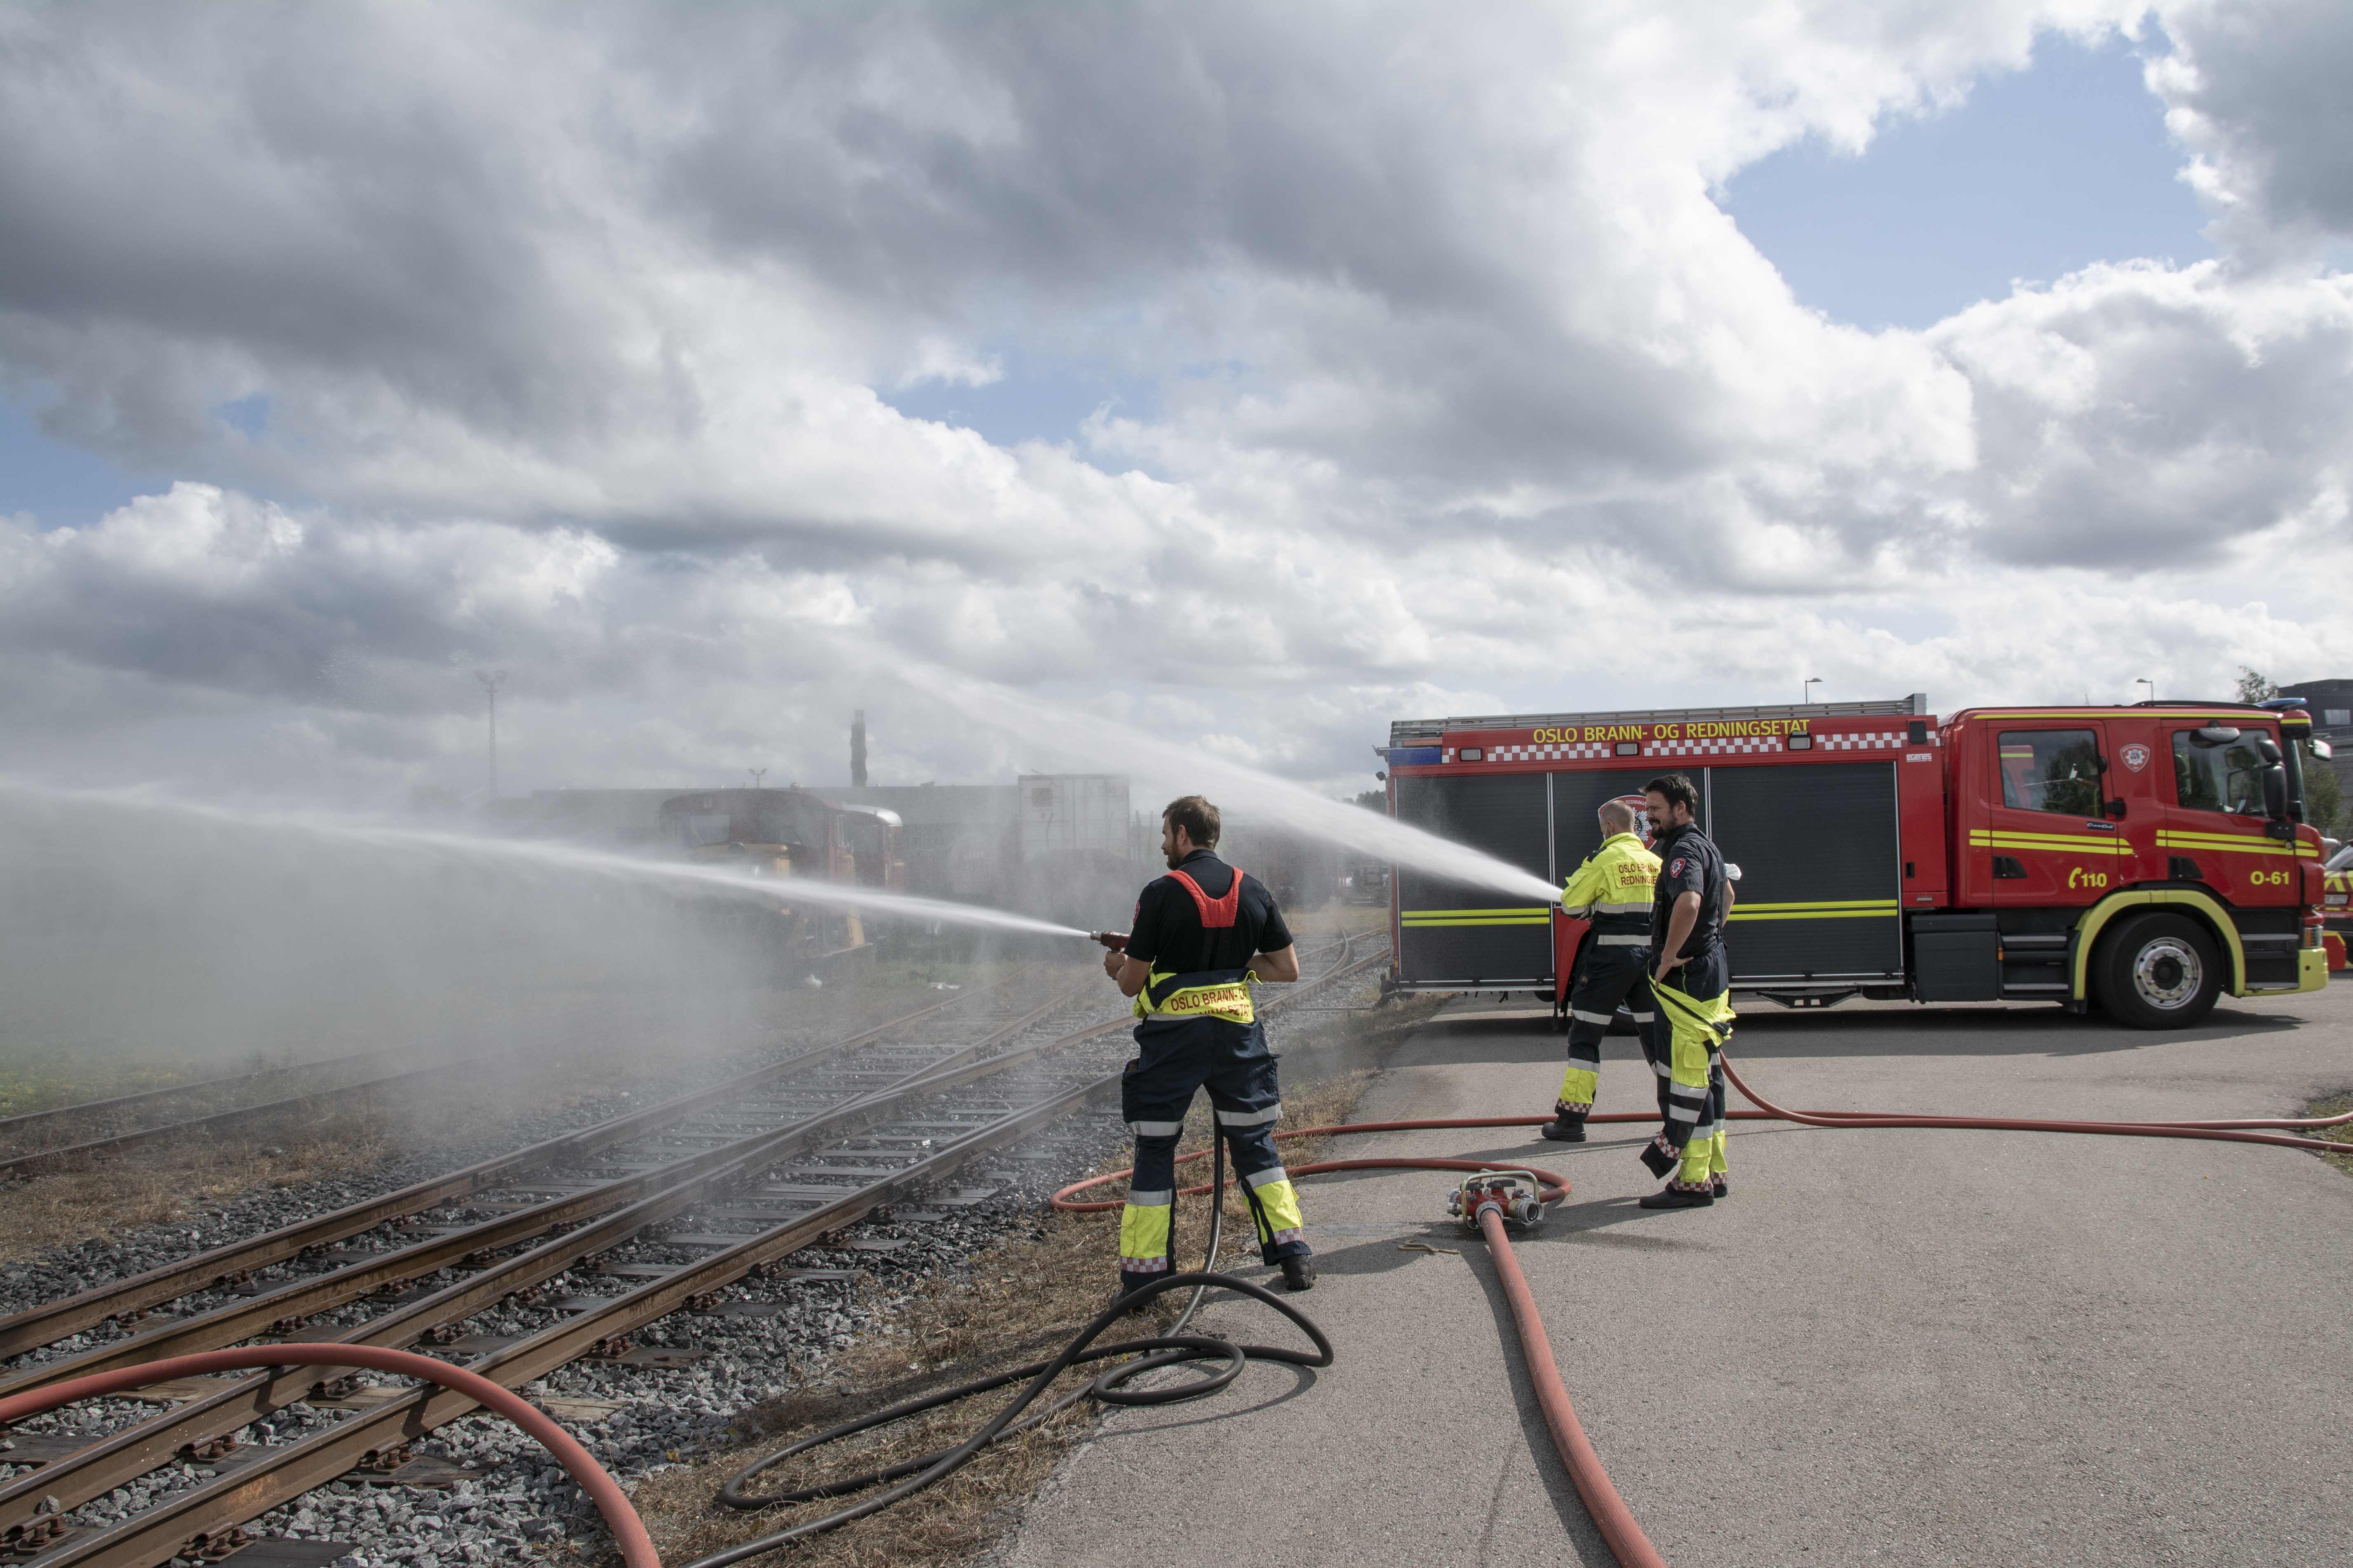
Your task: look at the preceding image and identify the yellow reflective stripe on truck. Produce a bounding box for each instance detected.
[2154,830,2316,859]
[1726,900,1899,922]
[1968,829,2134,856]
[1400,907,1551,927]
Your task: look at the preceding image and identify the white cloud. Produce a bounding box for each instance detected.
[1,0,2349,802]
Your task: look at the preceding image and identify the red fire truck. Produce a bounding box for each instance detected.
[1380,695,2330,1028]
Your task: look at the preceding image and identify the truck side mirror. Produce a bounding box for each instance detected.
[2264,764,2289,824]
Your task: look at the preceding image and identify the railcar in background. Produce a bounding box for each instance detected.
[657,788,904,968]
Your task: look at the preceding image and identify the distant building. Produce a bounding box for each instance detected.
[1018,774,1131,861]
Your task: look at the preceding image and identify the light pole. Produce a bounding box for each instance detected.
[475,669,506,800]
[748,768,767,789]
[1803,677,1824,705]
[2135,678,2155,704]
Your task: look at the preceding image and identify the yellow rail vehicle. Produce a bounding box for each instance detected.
[657,788,905,969]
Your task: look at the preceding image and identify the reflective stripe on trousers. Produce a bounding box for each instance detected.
[1557,946,1660,1114]
[1653,976,1734,1184]
[1119,1005,1310,1277]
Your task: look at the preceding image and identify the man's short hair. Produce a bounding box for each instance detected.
[1164,795,1221,848]
[1643,773,1700,816]
[1597,799,1638,834]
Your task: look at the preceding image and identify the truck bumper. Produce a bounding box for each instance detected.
[2299,946,2330,992]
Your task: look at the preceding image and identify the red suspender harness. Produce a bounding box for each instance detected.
[1165,866,1244,929]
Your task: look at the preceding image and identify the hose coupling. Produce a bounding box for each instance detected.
[1451,1170,1545,1232]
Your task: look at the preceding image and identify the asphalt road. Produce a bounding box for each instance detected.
[997,986,2353,1568]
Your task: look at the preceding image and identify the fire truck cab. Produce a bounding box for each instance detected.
[1381,695,2329,1028]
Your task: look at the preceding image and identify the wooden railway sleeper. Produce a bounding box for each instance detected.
[0,1007,1071,1407]
[4,1516,68,1557]
[0,1013,1124,1542]
[0,972,1034,1358]
[349,1444,411,1475]
[0,1096,1107,1566]
[187,1525,250,1562]
[0,1065,1142,1566]
[0,955,1386,1564]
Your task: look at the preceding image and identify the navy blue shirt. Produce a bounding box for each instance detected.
[1649,821,1729,979]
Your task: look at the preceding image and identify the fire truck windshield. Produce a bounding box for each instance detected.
[1997,730,2103,816]
[2173,730,2268,816]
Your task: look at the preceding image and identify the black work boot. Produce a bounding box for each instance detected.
[1638,1136,1678,1179]
[1540,1104,1589,1143]
[1279,1256,1316,1292]
[1711,1174,1729,1200]
[1637,1183,1715,1210]
[1111,1274,1158,1314]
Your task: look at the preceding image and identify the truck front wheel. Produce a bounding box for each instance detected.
[2093,913,2221,1029]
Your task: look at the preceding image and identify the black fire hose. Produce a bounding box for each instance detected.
[689,1137,1333,1566]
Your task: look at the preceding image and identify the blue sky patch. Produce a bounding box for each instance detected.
[1721,33,2212,330]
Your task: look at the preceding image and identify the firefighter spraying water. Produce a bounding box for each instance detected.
[1093,795,1315,1302]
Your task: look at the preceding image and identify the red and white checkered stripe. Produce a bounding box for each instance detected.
[1818,731,1906,750]
[1480,742,1622,761]
[1644,736,1783,756]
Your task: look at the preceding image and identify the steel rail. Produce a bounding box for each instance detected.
[0,1051,400,1143]
[0,972,1035,1360]
[0,1064,462,1181]
[0,986,1085,1404]
[0,976,1145,1535]
[7,940,1383,1568]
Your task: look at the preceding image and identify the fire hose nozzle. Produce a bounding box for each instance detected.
[1090,931,1130,951]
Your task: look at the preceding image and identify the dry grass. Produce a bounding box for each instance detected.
[2304,1092,2353,1177]
[628,994,1441,1568]
[0,1063,630,1265]
[0,965,1062,1265]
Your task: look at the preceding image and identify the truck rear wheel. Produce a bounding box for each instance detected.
[2093,913,2221,1029]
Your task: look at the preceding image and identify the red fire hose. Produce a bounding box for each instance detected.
[0,1345,658,1568]
[7,1058,2346,1568]
[1051,1063,2353,1568]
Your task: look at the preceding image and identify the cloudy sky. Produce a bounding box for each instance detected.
[3,0,2349,804]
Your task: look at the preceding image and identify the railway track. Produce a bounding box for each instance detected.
[0,995,709,1179]
[1,1062,454,1181]
[0,1052,401,1147]
[0,936,1383,1568]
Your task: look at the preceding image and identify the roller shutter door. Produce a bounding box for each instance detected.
[1394,772,1552,984]
[1707,762,1902,980]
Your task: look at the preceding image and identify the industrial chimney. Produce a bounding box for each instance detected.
[851,709,868,787]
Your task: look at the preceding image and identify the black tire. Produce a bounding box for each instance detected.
[2093,913,2221,1029]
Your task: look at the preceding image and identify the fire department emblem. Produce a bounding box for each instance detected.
[2119,743,2150,773]
[1610,794,1653,845]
